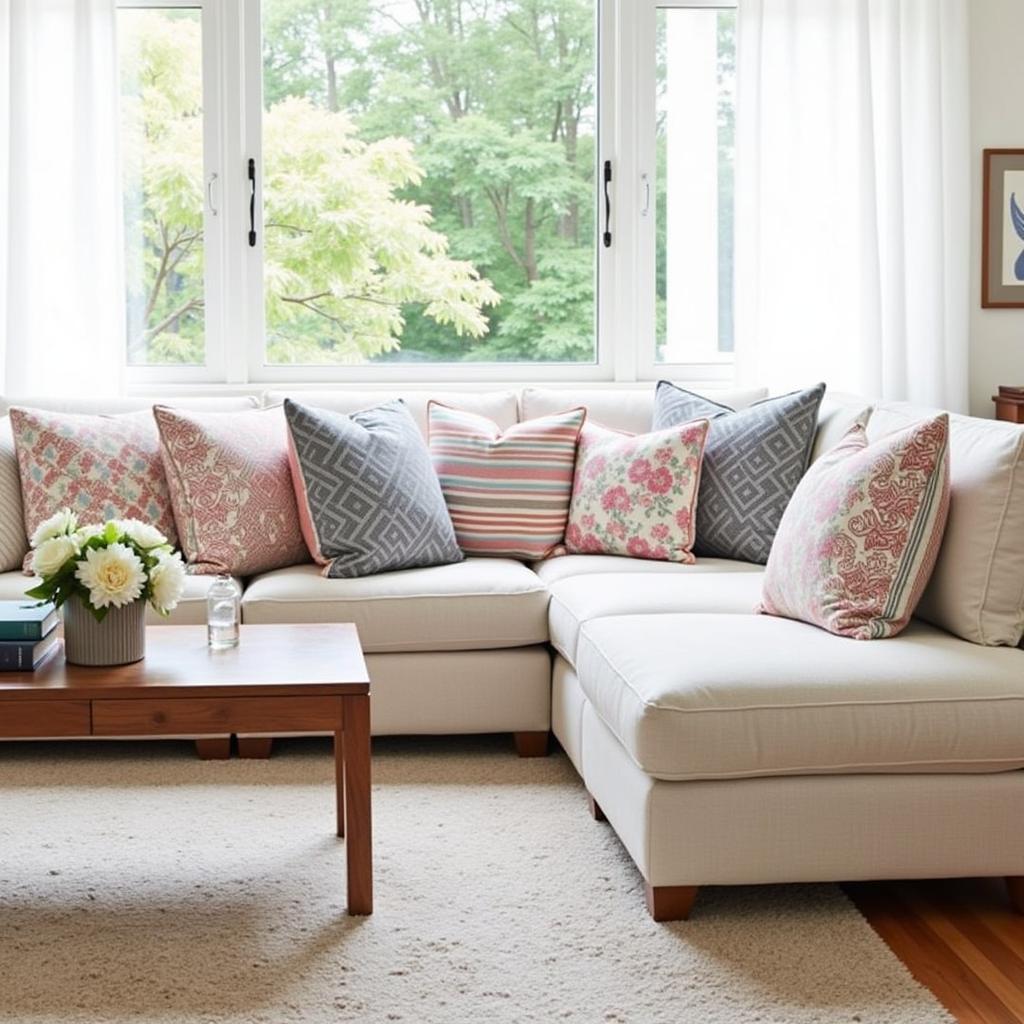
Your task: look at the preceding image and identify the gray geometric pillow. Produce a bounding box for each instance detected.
[652,383,826,564]
[284,399,463,578]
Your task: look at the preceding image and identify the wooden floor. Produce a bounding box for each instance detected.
[844,879,1024,1023]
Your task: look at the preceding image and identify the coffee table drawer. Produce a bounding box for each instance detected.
[92,696,343,735]
[0,700,91,738]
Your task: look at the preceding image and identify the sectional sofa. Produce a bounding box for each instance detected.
[1,386,1022,921]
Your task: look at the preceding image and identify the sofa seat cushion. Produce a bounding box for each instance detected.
[0,571,239,627]
[533,554,759,586]
[575,613,1024,781]
[241,559,549,653]
[549,571,764,666]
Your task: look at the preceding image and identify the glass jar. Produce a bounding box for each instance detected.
[206,574,241,649]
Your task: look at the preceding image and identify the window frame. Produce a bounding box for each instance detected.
[119,0,737,389]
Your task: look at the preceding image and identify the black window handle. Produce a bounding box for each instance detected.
[603,160,612,248]
[248,158,257,247]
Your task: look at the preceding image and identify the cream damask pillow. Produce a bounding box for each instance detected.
[759,416,950,639]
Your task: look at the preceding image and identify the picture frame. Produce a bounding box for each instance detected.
[982,148,1024,308]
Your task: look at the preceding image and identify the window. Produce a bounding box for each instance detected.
[115,0,736,384]
[118,5,207,367]
[260,0,598,369]
[656,5,735,363]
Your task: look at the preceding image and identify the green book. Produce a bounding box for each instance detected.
[0,601,59,641]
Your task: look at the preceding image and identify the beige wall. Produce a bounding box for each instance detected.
[969,0,1024,416]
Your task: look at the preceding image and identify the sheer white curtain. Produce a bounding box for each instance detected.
[0,0,124,398]
[734,0,970,411]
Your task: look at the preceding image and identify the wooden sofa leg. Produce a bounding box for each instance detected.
[645,884,699,922]
[237,737,274,759]
[1007,877,1024,914]
[513,731,550,757]
[587,793,607,821]
[194,737,230,760]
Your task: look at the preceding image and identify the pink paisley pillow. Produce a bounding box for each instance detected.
[758,415,950,639]
[154,406,308,576]
[565,420,710,562]
[10,407,177,571]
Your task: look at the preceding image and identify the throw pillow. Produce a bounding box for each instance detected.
[0,418,29,571]
[429,403,586,560]
[652,382,826,564]
[284,398,463,578]
[565,420,710,562]
[758,415,950,640]
[154,406,308,576]
[9,407,177,571]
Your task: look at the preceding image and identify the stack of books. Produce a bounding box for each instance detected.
[0,601,59,670]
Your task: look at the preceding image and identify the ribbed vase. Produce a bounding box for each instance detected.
[63,596,146,667]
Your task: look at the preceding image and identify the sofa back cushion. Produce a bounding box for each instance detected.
[429,402,585,561]
[9,407,179,569]
[521,386,767,434]
[284,398,463,578]
[264,390,518,439]
[0,396,259,416]
[811,393,873,462]
[867,402,1024,646]
[154,405,308,576]
[0,419,29,571]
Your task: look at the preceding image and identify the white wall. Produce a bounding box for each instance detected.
[968,0,1024,417]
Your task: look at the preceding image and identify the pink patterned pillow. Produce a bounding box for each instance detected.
[10,407,177,570]
[565,420,710,562]
[154,406,308,576]
[759,416,950,639]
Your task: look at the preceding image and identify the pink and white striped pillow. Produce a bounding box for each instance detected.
[759,415,950,639]
[428,403,585,560]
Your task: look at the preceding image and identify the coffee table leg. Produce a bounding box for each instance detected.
[334,724,345,839]
[342,693,372,915]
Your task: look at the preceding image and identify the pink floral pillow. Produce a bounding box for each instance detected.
[154,406,308,576]
[565,420,710,562]
[10,407,177,571]
[759,416,950,639]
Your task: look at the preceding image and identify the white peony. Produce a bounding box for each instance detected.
[117,519,168,550]
[74,543,146,609]
[31,535,79,577]
[31,509,78,548]
[73,523,106,546]
[149,551,187,615]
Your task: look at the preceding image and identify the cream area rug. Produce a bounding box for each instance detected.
[0,737,952,1024]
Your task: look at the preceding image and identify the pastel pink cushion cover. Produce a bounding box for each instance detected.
[759,416,950,639]
[565,420,710,562]
[154,406,308,576]
[10,407,177,570]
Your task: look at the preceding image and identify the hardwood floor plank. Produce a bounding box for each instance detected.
[897,885,1024,1020]
[846,881,1021,1024]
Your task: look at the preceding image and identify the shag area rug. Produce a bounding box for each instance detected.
[0,737,952,1024]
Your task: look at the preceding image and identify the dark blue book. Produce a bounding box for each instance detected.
[0,601,58,641]
[0,628,59,671]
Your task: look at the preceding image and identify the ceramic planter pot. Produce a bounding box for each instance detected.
[63,596,146,667]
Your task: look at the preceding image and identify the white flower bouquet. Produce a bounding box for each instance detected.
[26,509,186,620]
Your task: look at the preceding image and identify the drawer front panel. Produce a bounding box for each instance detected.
[92,696,342,736]
[0,700,91,738]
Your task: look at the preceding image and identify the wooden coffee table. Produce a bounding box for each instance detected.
[0,623,373,915]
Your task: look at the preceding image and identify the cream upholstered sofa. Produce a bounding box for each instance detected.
[1,386,1022,922]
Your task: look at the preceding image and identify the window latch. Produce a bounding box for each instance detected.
[247,158,257,247]
[603,160,612,248]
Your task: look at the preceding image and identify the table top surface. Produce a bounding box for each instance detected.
[0,624,369,701]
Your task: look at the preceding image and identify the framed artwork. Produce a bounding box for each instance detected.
[983,149,1024,308]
